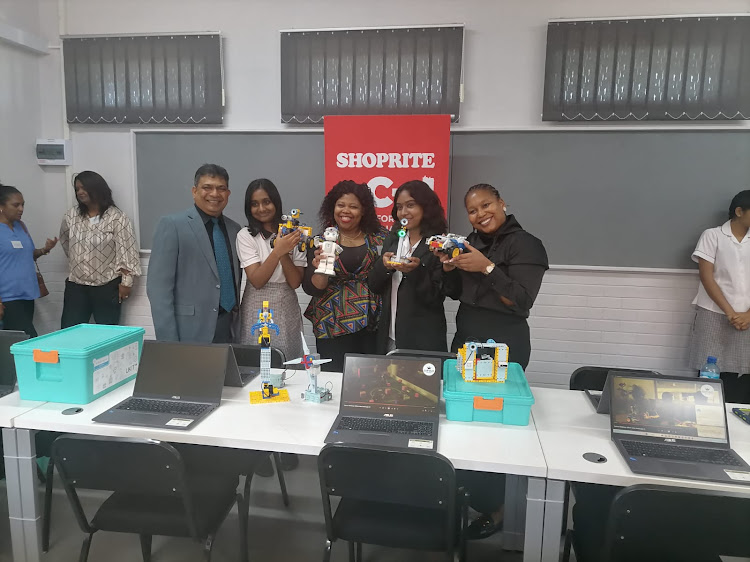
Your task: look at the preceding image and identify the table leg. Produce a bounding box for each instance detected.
[522,476,546,562]
[503,475,526,551]
[541,479,566,562]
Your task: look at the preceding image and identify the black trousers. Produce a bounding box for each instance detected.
[316,329,377,373]
[61,278,121,328]
[2,299,37,337]
[457,470,506,514]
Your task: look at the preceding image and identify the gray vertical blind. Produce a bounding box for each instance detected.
[280,26,463,123]
[543,17,750,121]
[63,34,224,124]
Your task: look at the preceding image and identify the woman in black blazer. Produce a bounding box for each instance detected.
[369,180,448,354]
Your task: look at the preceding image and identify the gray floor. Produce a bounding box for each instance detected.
[0,455,522,562]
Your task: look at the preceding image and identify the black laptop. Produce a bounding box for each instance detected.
[610,374,750,485]
[325,354,441,451]
[226,344,286,387]
[0,331,29,397]
[586,369,662,414]
[93,341,226,430]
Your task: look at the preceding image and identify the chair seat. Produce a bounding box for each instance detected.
[92,480,237,537]
[333,499,449,551]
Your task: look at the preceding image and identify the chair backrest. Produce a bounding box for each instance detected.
[51,435,198,536]
[231,343,286,368]
[386,349,456,377]
[569,366,660,391]
[602,484,750,562]
[318,444,458,542]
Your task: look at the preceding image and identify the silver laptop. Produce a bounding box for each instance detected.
[93,341,226,430]
[0,331,29,397]
[325,354,441,451]
[611,374,750,484]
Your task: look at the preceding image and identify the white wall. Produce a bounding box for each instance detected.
[26,0,746,385]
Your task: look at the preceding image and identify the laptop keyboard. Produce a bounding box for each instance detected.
[116,398,209,417]
[337,416,434,437]
[622,440,744,466]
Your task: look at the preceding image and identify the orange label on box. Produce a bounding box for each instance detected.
[33,350,59,364]
[473,396,503,411]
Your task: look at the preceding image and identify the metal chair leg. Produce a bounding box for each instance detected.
[42,459,55,552]
[322,539,333,562]
[272,452,289,507]
[79,533,93,562]
[562,529,573,562]
[356,542,362,561]
[139,534,152,562]
[348,541,356,562]
[238,493,249,562]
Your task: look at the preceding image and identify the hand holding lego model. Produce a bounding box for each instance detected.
[313,226,343,277]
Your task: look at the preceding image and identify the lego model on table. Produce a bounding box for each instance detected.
[457,339,509,382]
[269,208,315,252]
[313,226,343,277]
[285,332,333,403]
[250,300,283,396]
[427,233,468,259]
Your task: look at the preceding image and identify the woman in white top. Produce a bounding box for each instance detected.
[236,179,306,362]
[690,190,750,403]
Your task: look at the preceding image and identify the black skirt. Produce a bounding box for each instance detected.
[451,304,531,370]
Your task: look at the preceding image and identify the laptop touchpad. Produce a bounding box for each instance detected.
[662,461,708,478]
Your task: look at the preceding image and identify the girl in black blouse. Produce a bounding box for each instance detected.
[436,183,548,540]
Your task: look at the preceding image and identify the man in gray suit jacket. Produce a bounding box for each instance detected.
[147,164,241,343]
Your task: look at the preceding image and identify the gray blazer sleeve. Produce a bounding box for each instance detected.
[147,215,180,341]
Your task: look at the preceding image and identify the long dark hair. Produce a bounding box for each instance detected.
[319,180,381,234]
[391,180,447,237]
[244,178,283,236]
[73,171,116,217]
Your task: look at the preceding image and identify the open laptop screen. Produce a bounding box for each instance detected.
[610,375,727,444]
[342,354,440,415]
[134,341,228,403]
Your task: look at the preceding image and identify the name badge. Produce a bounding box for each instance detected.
[11,240,23,249]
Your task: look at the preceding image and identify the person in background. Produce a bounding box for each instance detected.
[59,171,141,328]
[237,178,306,361]
[434,182,548,540]
[369,180,448,353]
[689,189,750,404]
[0,184,57,336]
[303,181,387,372]
[147,164,241,343]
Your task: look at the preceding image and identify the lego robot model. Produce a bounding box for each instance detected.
[250,301,282,395]
[427,233,468,259]
[313,226,343,277]
[284,332,333,403]
[388,218,411,266]
[269,208,315,252]
[457,339,509,383]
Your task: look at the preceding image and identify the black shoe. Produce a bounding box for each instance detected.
[466,514,503,540]
[254,456,275,478]
[279,452,299,471]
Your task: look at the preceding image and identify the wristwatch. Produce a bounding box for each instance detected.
[483,263,496,276]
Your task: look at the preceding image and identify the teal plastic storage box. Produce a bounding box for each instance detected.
[10,324,144,404]
[442,359,534,425]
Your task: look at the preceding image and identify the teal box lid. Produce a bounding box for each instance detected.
[10,324,145,358]
[443,359,534,404]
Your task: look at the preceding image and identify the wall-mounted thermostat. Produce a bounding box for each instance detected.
[36,139,72,166]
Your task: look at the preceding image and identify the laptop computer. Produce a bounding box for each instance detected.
[0,331,29,397]
[386,349,456,379]
[93,341,227,430]
[610,374,750,485]
[226,344,286,387]
[325,354,441,451]
[586,369,661,414]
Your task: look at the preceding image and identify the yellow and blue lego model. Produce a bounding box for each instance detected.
[250,301,281,395]
[457,339,509,383]
[269,208,315,251]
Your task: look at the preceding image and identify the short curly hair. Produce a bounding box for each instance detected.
[391,180,447,237]
[318,180,381,234]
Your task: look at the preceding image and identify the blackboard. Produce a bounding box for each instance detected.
[136,130,749,268]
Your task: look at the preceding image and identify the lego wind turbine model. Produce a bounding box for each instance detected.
[284,332,333,403]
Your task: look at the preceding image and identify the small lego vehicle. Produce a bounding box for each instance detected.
[457,339,509,383]
[427,233,468,258]
[269,208,315,252]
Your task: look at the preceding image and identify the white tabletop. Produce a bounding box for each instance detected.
[0,391,46,428]
[532,387,750,494]
[12,371,547,477]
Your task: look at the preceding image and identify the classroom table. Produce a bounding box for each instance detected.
[531,387,750,562]
[7,370,549,562]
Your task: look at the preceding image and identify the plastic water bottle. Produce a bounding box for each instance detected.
[700,356,721,379]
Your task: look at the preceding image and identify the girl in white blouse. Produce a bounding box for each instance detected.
[690,190,750,403]
[236,179,306,362]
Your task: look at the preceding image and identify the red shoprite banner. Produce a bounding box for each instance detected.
[324,115,451,228]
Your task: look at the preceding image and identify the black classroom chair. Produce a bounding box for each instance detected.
[569,366,661,391]
[51,434,248,562]
[318,443,469,562]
